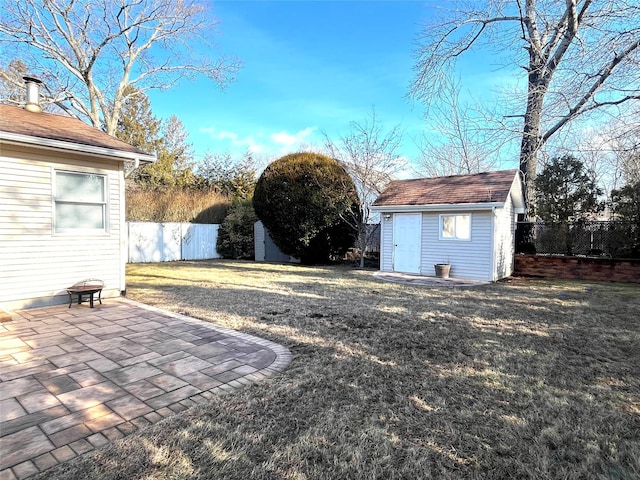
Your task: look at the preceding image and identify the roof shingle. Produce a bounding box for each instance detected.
[0,104,150,157]
[373,170,519,207]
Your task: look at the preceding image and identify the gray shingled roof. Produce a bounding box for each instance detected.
[373,170,519,206]
[0,104,151,157]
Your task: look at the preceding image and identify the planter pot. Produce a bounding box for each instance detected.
[434,263,451,278]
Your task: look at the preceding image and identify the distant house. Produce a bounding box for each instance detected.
[0,78,155,310]
[371,170,525,282]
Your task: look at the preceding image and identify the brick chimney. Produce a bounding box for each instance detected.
[23,76,42,113]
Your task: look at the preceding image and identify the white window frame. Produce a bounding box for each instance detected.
[53,169,108,234]
[439,213,471,241]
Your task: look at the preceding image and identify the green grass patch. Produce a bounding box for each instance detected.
[36,261,640,480]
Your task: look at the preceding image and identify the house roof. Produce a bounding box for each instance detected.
[373,169,522,209]
[0,104,155,163]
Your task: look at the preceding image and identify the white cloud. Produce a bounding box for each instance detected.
[200,125,318,156]
[200,125,264,153]
[217,131,239,141]
[270,127,316,147]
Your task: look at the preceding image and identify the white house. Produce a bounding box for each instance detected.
[371,170,526,282]
[0,78,155,310]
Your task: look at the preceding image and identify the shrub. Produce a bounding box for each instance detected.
[253,152,360,264]
[216,200,258,260]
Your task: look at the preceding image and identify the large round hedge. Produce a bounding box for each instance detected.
[253,152,360,264]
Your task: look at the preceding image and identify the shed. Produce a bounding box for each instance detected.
[0,81,155,310]
[371,169,525,282]
[254,221,300,263]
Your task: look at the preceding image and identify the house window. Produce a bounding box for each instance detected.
[54,171,107,232]
[440,214,471,240]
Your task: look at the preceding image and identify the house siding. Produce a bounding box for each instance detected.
[0,145,124,309]
[419,211,493,281]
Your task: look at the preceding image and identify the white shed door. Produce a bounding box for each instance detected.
[393,213,421,274]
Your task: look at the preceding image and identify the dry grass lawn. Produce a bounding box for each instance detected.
[36,260,639,479]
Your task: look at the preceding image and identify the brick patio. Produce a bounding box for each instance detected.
[0,299,292,479]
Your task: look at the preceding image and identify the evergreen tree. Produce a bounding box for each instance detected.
[534,155,603,224]
[253,152,360,264]
[534,155,604,255]
[113,87,195,189]
[197,151,257,199]
[611,181,640,257]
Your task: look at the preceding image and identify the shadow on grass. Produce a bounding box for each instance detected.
[135,258,344,277]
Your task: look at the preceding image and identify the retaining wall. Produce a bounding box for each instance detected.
[514,254,640,283]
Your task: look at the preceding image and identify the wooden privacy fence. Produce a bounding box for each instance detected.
[127,222,220,263]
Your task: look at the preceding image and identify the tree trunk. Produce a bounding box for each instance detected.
[519,53,548,218]
[358,224,367,269]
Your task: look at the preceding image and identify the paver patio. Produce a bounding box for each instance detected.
[0,299,292,479]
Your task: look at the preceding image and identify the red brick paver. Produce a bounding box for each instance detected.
[0,299,291,479]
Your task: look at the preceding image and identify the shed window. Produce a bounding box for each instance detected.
[54,171,107,232]
[440,214,470,240]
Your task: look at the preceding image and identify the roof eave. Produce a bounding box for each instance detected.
[371,202,506,213]
[0,131,156,164]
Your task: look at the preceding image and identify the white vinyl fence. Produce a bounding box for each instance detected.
[128,222,220,263]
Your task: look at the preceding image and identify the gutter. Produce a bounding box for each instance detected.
[371,202,505,213]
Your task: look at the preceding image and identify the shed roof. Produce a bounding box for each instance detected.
[373,169,521,207]
[0,104,154,162]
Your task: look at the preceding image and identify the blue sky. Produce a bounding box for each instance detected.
[148,1,519,171]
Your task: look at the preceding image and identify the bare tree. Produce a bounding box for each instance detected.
[323,109,405,267]
[0,59,29,105]
[411,0,640,208]
[550,113,640,199]
[0,0,240,135]
[418,76,506,177]
[614,137,640,187]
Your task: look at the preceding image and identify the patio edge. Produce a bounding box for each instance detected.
[118,298,294,380]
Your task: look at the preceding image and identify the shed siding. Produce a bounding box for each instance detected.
[380,215,393,271]
[0,145,124,309]
[419,211,493,281]
[493,198,515,280]
[254,221,266,261]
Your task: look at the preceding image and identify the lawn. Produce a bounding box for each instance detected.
[36,260,639,479]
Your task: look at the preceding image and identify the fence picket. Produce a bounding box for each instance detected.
[128,222,220,263]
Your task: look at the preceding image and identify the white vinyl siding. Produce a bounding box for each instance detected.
[492,199,515,280]
[380,214,394,272]
[0,145,125,309]
[420,211,493,280]
[254,221,266,261]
